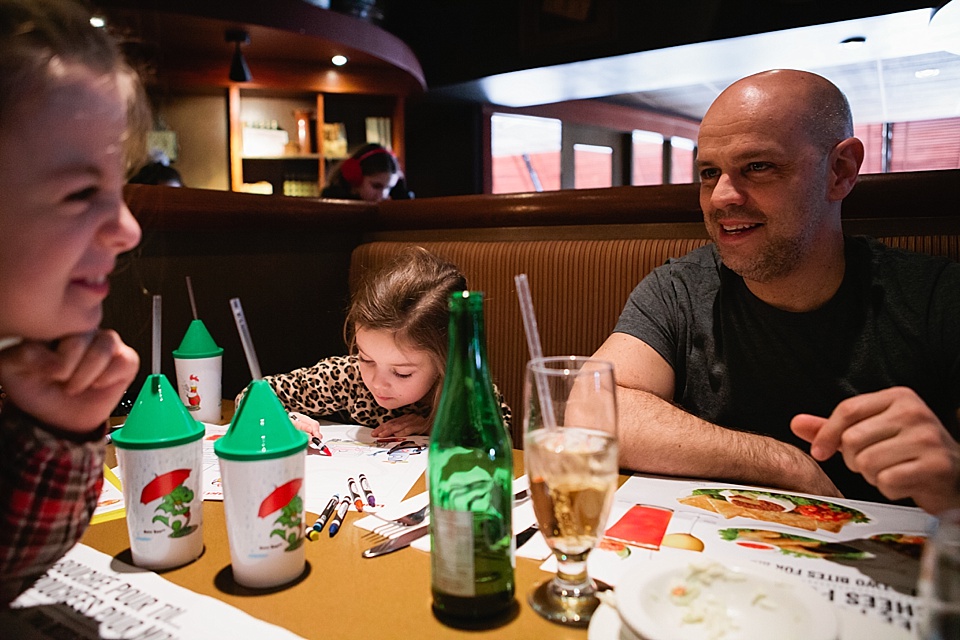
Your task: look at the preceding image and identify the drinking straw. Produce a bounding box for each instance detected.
[229,297,263,381]
[152,294,162,376]
[185,276,198,320]
[514,274,556,429]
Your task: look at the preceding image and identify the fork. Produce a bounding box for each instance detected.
[368,488,530,539]
[367,504,429,537]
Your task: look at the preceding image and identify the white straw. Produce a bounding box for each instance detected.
[229,298,263,381]
[514,274,544,361]
[152,294,161,376]
[185,276,198,320]
[514,274,556,429]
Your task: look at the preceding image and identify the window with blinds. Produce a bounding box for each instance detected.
[858,117,960,174]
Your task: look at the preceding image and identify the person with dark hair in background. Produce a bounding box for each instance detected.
[0,0,147,605]
[128,159,183,187]
[322,142,411,202]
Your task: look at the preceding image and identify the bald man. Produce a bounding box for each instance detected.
[593,69,960,514]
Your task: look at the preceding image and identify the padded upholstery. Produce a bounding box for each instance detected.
[349,239,711,446]
[350,235,960,448]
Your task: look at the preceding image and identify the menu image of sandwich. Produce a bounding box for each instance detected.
[867,533,926,560]
[678,488,870,533]
[718,528,873,560]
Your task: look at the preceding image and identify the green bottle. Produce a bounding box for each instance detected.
[429,291,515,620]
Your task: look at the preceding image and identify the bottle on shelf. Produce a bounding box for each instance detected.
[428,291,515,621]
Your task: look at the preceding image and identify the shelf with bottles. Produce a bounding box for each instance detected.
[238,91,319,159]
[231,89,400,195]
[322,93,397,157]
[240,157,320,197]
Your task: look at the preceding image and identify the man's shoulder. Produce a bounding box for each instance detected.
[854,235,959,277]
[630,243,721,301]
[661,242,721,271]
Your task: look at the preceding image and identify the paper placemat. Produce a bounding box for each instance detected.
[4,543,304,639]
[548,475,933,635]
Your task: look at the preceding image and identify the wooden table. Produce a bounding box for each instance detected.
[82,453,606,640]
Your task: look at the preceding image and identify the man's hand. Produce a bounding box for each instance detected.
[371,413,431,438]
[0,331,139,433]
[792,387,960,514]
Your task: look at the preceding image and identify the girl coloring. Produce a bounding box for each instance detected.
[238,247,512,438]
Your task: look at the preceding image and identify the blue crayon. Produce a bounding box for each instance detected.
[310,493,340,535]
[328,496,351,537]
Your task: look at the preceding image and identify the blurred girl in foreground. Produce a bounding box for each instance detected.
[0,0,147,606]
[237,246,511,438]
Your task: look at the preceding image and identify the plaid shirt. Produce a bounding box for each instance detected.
[0,399,105,607]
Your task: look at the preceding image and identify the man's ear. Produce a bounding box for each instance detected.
[827,137,864,202]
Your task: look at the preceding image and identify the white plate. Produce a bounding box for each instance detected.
[615,556,839,640]
[589,602,640,640]
[588,600,911,640]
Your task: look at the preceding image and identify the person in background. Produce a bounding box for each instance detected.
[0,0,146,606]
[592,69,959,514]
[235,246,511,438]
[321,142,405,203]
[128,158,183,187]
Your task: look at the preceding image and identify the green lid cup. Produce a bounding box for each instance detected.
[216,380,308,589]
[215,379,308,461]
[112,373,205,570]
[113,373,205,449]
[172,319,224,424]
[216,298,308,589]
[173,318,223,358]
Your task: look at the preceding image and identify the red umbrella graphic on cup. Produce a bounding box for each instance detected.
[142,469,198,539]
[260,478,305,552]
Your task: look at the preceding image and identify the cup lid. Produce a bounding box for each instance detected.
[214,379,307,460]
[172,319,223,359]
[112,374,205,449]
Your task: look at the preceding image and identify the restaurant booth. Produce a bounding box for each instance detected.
[111,169,960,447]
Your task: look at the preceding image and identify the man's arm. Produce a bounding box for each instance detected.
[594,332,841,497]
[792,388,960,514]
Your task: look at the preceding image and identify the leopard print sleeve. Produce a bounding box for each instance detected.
[262,355,357,416]
[493,383,513,431]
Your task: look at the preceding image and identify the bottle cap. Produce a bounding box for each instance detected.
[449,289,482,310]
[172,319,224,359]
[214,379,308,460]
[112,374,205,449]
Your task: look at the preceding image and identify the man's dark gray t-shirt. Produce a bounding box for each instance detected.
[614,235,960,504]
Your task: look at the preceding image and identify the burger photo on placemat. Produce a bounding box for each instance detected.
[718,528,873,560]
[678,488,870,533]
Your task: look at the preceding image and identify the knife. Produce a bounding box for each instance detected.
[362,487,530,558]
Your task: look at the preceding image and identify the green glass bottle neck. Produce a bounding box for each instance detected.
[446,292,491,382]
[432,291,507,448]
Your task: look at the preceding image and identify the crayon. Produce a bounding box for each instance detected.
[310,493,340,535]
[328,496,351,537]
[359,473,376,507]
[347,477,364,511]
[310,436,332,456]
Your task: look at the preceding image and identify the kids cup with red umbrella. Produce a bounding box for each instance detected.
[215,379,308,589]
[112,373,205,570]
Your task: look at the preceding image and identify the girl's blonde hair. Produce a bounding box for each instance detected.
[345,246,467,418]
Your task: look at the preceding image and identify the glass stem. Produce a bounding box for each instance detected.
[555,554,591,592]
